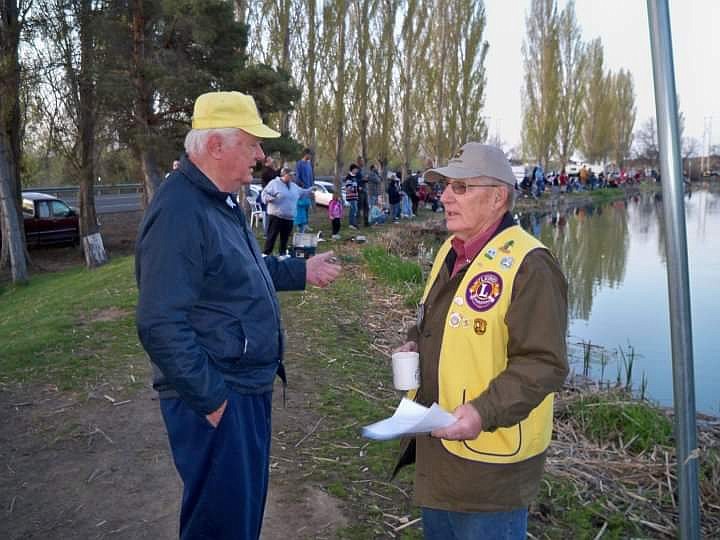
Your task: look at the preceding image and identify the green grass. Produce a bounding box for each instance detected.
[361,245,422,286]
[0,256,144,391]
[361,245,424,307]
[564,393,673,453]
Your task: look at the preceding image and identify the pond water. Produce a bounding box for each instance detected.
[516,187,720,415]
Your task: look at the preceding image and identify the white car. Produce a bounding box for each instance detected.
[312,180,348,207]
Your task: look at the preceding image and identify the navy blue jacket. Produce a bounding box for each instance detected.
[135,157,306,415]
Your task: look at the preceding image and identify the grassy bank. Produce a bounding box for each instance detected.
[0,257,144,394]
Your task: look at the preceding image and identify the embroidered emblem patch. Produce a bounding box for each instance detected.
[500,240,514,253]
[466,271,503,312]
[473,318,487,335]
[484,248,497,260]
[500,256,514,269]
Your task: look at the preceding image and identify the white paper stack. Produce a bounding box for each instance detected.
[361,398,457,440]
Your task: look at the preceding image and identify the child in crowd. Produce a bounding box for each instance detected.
[369,201,386,225]
[294,191,311,233]
[328,192,343,239]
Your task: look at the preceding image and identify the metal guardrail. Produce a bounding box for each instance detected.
[27,177,339,199]
[24,184,144,198]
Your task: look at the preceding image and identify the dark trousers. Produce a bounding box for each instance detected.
[410,194,419,215]
[358,190,369,226]
[160,390,272,540]
[264,215,293,255]
[331,218,341,235]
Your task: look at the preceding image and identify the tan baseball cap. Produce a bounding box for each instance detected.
[424,143,516,187]
[192,91,280,138]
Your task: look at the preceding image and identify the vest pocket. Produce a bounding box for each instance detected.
[461,389,523,458]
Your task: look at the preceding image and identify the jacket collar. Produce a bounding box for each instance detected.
[178,155,238,205]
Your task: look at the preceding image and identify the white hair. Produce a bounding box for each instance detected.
[184,128,239,157]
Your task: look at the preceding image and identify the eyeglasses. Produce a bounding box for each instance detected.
[440,179,503,195]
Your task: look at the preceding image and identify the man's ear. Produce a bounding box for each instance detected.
[206,133,224,160]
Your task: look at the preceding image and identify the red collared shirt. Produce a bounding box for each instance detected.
[450,216,504,278]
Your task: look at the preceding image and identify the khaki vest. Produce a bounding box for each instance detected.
[417,225,555,464]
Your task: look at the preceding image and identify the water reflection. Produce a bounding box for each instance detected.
[516,187,720,414]
[516,200,629,321]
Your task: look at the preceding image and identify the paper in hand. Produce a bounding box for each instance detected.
[361,398,457,440]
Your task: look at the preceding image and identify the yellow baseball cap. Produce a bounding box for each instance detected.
[192,91,280,138]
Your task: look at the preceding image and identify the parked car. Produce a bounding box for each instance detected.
[312,180,348,207]
[21,192,80,246]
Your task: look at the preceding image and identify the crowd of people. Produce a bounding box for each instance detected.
[238,152,448,254]
[519,164,658,198]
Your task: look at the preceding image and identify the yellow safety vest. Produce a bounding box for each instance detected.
[418,225,555,464]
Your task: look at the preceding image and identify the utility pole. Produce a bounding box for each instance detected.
[647,2,700,538]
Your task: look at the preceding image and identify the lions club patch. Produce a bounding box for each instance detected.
[466,271,503,312]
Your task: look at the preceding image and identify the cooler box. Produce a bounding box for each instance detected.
[291,233,317,258]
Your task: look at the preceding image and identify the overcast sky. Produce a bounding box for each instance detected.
[483,0,719,152]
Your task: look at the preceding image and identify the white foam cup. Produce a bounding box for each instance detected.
[391,351,420,390]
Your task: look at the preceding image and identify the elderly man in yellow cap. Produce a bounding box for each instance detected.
[392,143,568,539]
[135,92,340,539]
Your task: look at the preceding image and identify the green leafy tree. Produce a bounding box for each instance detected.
[101,0,298,205]
[521,0,560,169]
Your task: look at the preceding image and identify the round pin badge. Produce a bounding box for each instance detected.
[465,271,503,312]
[449,312,462,328]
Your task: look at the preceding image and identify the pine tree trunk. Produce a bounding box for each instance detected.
[131,0,162,207]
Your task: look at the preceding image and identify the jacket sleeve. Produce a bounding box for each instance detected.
[263,256,307,291]
[470,249,569,430]
[136,206,228,416]
[261,181,278,204]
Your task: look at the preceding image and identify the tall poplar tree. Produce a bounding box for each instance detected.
[398,0,429,176]
[375,0,398,181]
[610,69,636,168]
[580,38,613,163]
[333,0,347,186]
[521,0,560,168]
[556,0,586,168]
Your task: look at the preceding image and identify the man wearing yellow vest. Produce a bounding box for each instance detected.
[393,143,568,539]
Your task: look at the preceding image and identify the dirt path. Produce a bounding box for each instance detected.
[0,369,347,539]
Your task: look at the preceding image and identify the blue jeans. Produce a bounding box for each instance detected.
[348,200,358,227]
[422,507,528,540]
[391,203,401,221]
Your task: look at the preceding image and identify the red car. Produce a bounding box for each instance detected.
[21,192,80,246]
